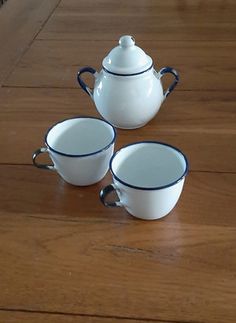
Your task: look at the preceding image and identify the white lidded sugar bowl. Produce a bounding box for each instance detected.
[77,35,179,129]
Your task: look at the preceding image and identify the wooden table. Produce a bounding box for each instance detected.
[0,1,236,322]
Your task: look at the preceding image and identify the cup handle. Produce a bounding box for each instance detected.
[77,66,97,99]
[32,147,55,170]
[158,67,179,99]
[100,184,122,208]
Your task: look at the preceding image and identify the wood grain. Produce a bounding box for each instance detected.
[0,88,235,171]
[4,40,236,90]
[0,310,170,323]
[37,0,236,41]
[0,187,235,322]
[0,165,235,227]
[1,88,235,132]
[0,0,61,85]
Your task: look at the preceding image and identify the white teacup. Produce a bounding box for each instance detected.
[100,141,188,220]
[32,117,116,186]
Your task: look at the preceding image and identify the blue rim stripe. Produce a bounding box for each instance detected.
[102,64,153,77]
[45,116,116,158]
[110,141,189,191]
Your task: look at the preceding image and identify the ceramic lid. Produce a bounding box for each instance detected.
[102,35,153,75]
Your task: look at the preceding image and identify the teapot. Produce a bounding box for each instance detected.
[77,35,179,129]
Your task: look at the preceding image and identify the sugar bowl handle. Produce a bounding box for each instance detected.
[159,67,179,99]
[77,66,97,99]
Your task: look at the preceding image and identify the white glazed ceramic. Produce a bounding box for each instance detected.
[77,35,179,129]
[100,141,188,220]
[32,117,116,186]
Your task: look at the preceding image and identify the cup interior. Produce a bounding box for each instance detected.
[46,117,115,156]
[111,142,188,189]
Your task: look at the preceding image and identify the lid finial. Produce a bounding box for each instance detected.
[119,35,135,48]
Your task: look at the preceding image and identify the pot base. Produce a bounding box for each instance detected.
[105,120,150,130]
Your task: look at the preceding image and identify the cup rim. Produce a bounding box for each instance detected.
[44,116,116,157]
[110,141,189,191]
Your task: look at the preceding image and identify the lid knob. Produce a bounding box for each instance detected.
[119,35,135,48]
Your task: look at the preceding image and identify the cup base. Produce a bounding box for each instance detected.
[125,207,172,221]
